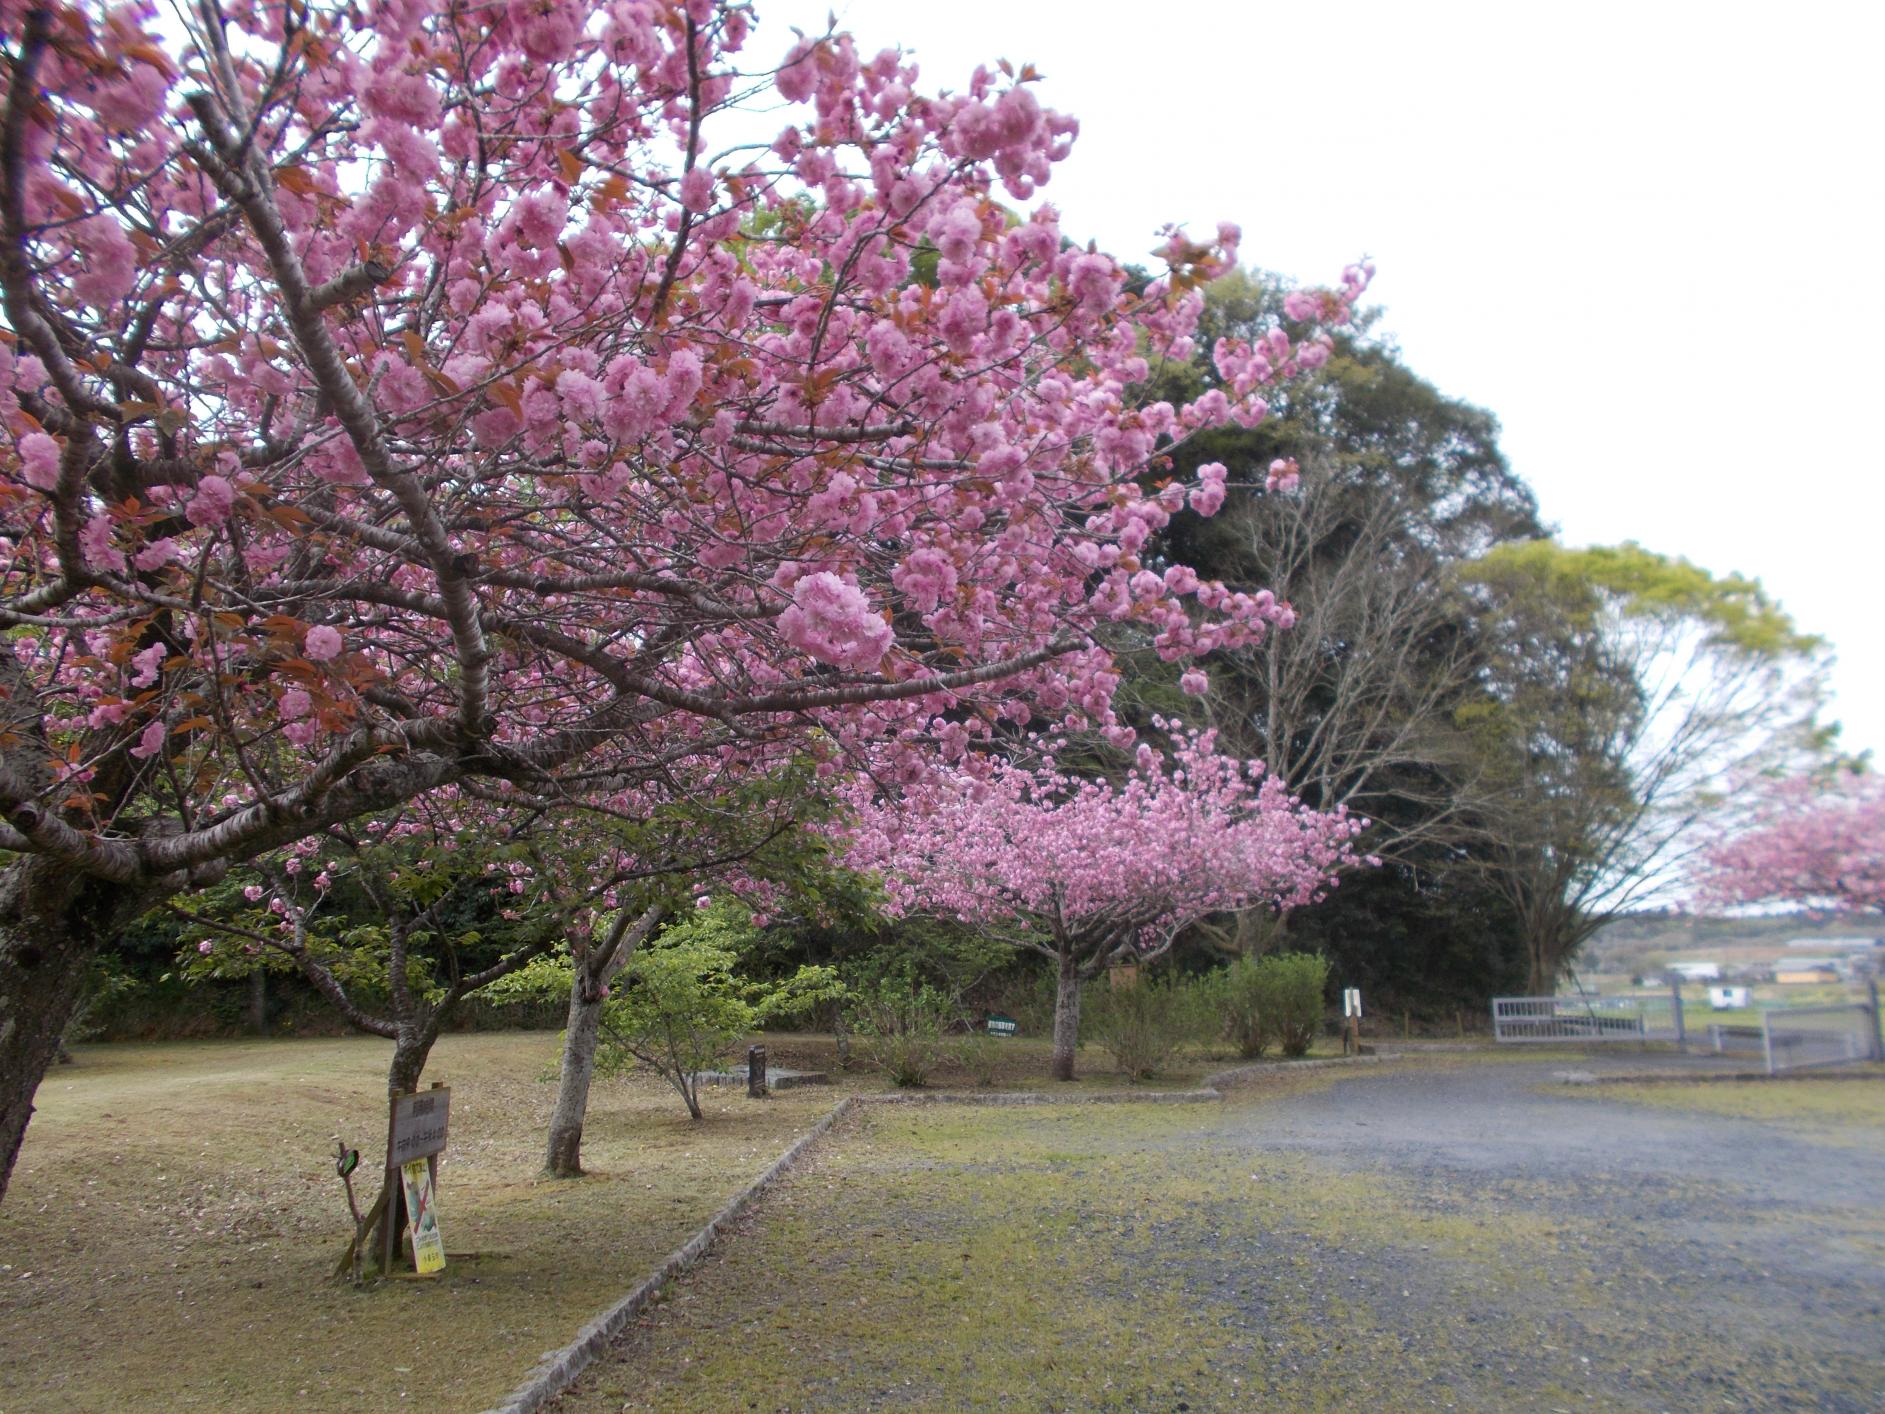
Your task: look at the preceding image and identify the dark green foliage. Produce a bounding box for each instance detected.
[1124,271,1550,1010]
[1268,865,1529,1021]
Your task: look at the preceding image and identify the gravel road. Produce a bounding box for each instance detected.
[554,1056,1885,1412]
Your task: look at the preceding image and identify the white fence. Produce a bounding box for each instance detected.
[1491,994,1679,1044]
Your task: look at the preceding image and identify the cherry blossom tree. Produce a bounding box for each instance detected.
[842,726,1367,1080]
[1694,773,1885,914]
[0,0,1364,1200]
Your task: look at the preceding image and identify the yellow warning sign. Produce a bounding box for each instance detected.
[400,1157,445,1275]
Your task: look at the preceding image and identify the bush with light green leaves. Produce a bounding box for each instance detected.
[596,905,841,1118]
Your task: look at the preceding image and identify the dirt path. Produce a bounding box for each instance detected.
[554,1057,1885,1411]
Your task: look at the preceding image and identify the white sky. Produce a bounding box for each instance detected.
[757,0,1885,759]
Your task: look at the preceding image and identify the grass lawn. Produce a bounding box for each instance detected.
[0,1032,842,1413]
[1589,1072,1885,1144]
[555,1059,1885,1412]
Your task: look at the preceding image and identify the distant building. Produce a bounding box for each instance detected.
[1667,961,1723,982]
[1707,986,1752,1010]
[1775,961,1841,985]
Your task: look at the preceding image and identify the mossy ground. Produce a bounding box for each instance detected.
[9,1041,1880,1411]
[556,1061,1885,1412]
[1582,1073,1885,1143]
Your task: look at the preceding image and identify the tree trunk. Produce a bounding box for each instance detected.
[1525,926,1558,995]
[545,971,607,1177]
[367,1026,437,1269]
[0,859,159,1206]
[544,905,662,1178]
[247,968,269,1037]
[1050,954,1082,1082]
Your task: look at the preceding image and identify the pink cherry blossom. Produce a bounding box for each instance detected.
[304,626,344,662]
[778,572,894,672]
[841,725,1367,1077]
[1695,774,1885,913]
[186,475,237,528]
[17,432,60,491]
[678,166,714,213]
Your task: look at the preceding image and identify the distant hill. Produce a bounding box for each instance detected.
[1584,910,1883,976]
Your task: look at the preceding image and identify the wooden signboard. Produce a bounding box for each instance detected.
[382,1085,450,1277]
[389,1087,450,1166]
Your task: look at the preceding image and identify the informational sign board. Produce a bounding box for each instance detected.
[985,1014,1018,1037]
[389,1087,450,1166]
[1343,988,1363,1018]
[399,1157,446,1275]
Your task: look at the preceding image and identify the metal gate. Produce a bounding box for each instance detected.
[1495,984,1884,1074]
[1491,993,1680,1043]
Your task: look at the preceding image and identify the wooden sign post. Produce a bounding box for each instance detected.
[1342,988,1363,1056]
[383,1083,450,1277]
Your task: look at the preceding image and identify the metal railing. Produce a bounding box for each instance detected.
[1706,1023,1766,1058]
[1761,1003,1882,1074]
[1495,981,1884,1075]
[1492,995,1658,1043]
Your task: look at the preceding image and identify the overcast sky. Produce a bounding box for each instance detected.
[757,0,1885,759]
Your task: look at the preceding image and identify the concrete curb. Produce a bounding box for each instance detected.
[480,1093,860,1414]
[480,1052,1393,1411]
[1554,1067,1885,1087]
[1202,1054,1390,1090]
[861,1087,1220,1107]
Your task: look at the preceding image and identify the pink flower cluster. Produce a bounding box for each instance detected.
[0,0,1369,922]
[842,725,1367,950]
[777,572,894,672]
[1694,774,1885,913]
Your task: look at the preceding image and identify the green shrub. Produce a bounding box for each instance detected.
[1217,956,1273,1058]
[598,909,839,1118]
[1215,952,1331,1059]
[952,1029,1005,1087]
[1082,973,1211,1080]
[845,976,955,1087]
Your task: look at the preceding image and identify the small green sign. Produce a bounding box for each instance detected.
[985,1014,1018,1037]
